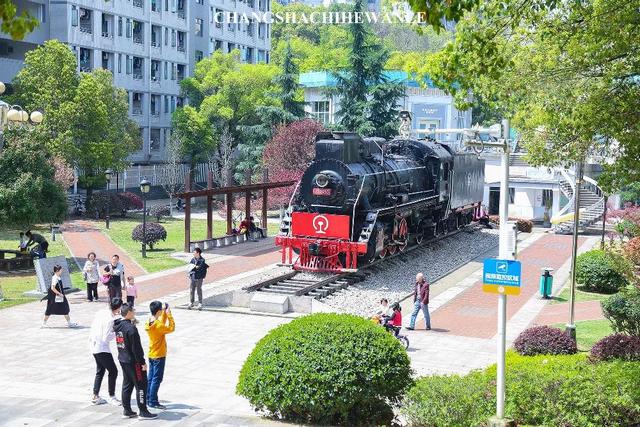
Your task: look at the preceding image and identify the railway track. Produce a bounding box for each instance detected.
[245,223,485,300]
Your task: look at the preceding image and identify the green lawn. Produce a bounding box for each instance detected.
[0,225,85,310]
[551,286,612,304]
[553,319,613,352]
[96,214,281,273]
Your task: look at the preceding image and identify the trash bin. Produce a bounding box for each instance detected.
[539,268,554,299]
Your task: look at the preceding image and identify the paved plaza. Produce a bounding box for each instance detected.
[0,225,599,426]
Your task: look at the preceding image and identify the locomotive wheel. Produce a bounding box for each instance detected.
[397,218,408,252]
[378,248,388,259]
[387,245,397,255]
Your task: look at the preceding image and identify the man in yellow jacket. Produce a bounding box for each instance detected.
[145,301,175,410]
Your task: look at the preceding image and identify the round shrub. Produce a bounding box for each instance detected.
[576,249,630,293]
[602,285,640,336]
[590,333,640,362]
[515,218,533,233]
[236,313,413,426]
[131,222,167,249]
[149,204,170,222]
[90,192,124,218]
[624,236,640,265]
[513,326,577,356]
[118,191,143,213]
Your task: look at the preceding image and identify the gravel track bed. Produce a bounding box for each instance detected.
[322,228,499,317]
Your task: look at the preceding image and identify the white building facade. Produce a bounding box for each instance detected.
[0,0,271,164]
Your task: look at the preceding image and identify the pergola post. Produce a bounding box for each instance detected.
[184,171,191,253]
[207,171,213,240]
[226,168,234,235]
[245,169,252,222]
[262,168,269,236]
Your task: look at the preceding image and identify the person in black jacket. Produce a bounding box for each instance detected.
[113,304,157,419]
[187,248,209,310]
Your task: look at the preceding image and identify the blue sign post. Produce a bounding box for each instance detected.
[483,259,522,296]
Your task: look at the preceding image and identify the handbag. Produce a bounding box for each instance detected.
[55,294,64,303]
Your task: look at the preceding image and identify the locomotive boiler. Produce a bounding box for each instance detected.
[275,131,485,272]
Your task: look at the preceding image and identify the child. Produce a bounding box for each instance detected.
[385,303,402,336]
[101,266,112,291]
[125,276,137,307]
[371,298,392,324]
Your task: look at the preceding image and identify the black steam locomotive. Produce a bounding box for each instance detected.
[275,130,485,272]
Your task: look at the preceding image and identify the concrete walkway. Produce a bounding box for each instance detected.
[533,300,605,325]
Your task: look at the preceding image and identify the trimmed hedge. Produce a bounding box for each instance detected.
[236,313,413,426]
[131,222,167,249]
[590,333,640,362]
[513,325,577,356]
[402,353,640,427]
[576,249,630,293]
[601,285,640,336]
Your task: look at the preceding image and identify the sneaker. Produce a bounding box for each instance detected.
[67,322,78,328]
[406,326,414,331]
[197,303,203,311]
[148,403,166,410]
[187,303,193,310]
[92,396,107,405]
[107,396,121,406]
[426,327,432,330]
[139,411,158,419]
[40,323,48,329]
[123,410,137,418]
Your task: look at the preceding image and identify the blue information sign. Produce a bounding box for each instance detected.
[482,259,522,295]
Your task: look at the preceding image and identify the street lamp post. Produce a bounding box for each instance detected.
[105,169,113,229]
[140,179,151,258]
[0,81,44,152]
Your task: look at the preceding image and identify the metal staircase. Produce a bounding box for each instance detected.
[553,168,605,234]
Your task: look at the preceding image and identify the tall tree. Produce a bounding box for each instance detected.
[171,105,215,175]
[333,0,404,138]
[276,40,306,119]
[159,136,185,216]
[12,41,141,206]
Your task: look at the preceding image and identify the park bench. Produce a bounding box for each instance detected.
[189,231,264,252]
[0,249,34,272]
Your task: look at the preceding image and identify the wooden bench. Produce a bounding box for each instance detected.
[189,232,264,252]
[0,249,34,272]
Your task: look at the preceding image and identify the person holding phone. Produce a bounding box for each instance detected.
[145,300,176,410]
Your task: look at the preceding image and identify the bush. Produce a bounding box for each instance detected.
[118,191,143,213]
[403,353,640,427]
[149,204,170,222]
[601,286,640,336]
[131,222,167,249]
[485,216,533,232]
[402,371,494,426]
[624,236,640,265]
[236,313,413,426]
[513,325,577,356]
[91,192,124,218]
[575,249,630,293]
[590,333,640,362]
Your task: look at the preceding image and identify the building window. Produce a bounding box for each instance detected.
[195,50,203,62]
[542,189,553,207]
[133,57,144,80]
[118,54,122,73]
[150,128,161,150]
[171,29,176,47]
[126,19,132,38]
[195,18,203,36]
[79,48,92,72]
[151,25,161,47]
[133,0,143,8]
[215,9,223,28]
[210,6,214,22]
[151,0,159,12]
[177,31,185,51]
[126,55,132,74]
[311,101,330,125]
[164,95,169,113]
[79,8,92,34]
[132,93,143,115]
[101,13,112,38]
[164,61,168,79]
[164,28,169,45]
[132,20,143,44]
[118,17,123,36]
[165,0,169,11]
[215,39,223,51]
[176,63,185,81]
[150,96,159,116]
[171,63,176,80]
[151,60,160,81]
[71,6,78,27]
[196,0,204,4]
[509,188,515,204]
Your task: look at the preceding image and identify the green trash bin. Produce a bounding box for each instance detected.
[539,268,554,299]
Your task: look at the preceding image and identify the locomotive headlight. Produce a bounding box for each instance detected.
[315,174,330,188]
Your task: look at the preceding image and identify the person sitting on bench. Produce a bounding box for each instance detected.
[239,216,265,239]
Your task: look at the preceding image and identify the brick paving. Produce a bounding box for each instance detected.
[533,300,604,325]
[420,234,587,338]
[61,219,282,302]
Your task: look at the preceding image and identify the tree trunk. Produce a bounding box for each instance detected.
[169,195,173,217]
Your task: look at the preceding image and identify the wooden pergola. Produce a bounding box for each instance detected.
[176,169,296,252]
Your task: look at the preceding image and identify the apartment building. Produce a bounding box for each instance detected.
[0,0,271,163]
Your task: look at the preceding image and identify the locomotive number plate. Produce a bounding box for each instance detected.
[312,188,332,196]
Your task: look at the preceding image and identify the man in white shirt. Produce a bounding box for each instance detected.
[89,298,123,406]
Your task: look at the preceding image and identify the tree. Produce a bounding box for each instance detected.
[0,0,38,40]
[409,0,640,192]
[263,119,324,207]
[171,105,215,175]
[276,40,306,119]
[12,41,141,206]
[159,136,185,216]
[333,0,404,138]
[0,128,67,226]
